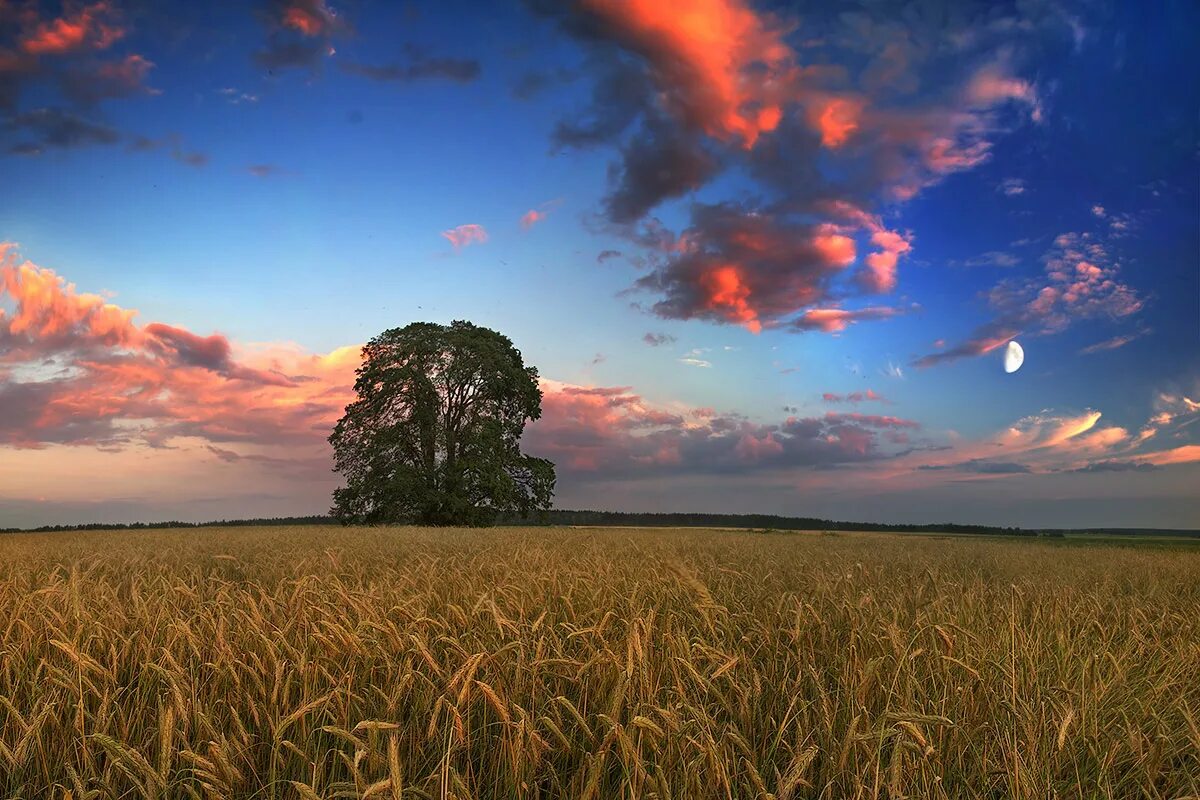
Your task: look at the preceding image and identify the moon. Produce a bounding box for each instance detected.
[1003,340,1024,374]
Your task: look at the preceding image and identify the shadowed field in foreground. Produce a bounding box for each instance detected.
[1,526,1197,798]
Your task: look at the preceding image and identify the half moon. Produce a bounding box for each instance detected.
[1003,340,1024,374]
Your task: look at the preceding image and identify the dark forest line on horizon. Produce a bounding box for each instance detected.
[3,510,1197,537]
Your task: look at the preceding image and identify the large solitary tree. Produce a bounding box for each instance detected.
[329,321,555,526]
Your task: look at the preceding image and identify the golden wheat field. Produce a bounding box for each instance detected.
[1,526,1198,799]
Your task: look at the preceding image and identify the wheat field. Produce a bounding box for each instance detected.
[0,525,1197,799]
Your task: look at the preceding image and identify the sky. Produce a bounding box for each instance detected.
[1,0,1198,529]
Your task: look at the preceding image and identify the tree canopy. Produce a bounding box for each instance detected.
[329,321,555,526]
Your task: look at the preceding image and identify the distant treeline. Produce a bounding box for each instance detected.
[498,510,1199,538]
[0,516,333,534]
[3,510,1197,537]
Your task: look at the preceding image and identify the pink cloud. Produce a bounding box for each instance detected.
[635,203,913,333]
[441,224,488,249]
[526,379,922,476]
[791,305,906,333]
[20,2,124,56]
[859,228,912,293]
[965,65,1039,110]
[0,245,357,453]
[520,209,546,228]
[916,230,1142,367]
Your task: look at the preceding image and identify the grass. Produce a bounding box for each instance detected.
[1,525,1198,799]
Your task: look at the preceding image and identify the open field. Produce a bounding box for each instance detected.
[1,526,1198,799]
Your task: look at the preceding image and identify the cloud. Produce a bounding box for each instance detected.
[520,209,546,228]
[561,0,798,150]
[172,148,208,168]
[915,231,1143,368]
[19,2,125,56]
[1079,330,1147,355]
[59,53,156,105]
[0,4,159,120]
[790,305,908,333]
[536,0,1046,334]
[248,164,283,178]
[1068,460,1160,473]
[642,332,676,346]
[254,39,330,71]
[632,202,910,333]
[525,379,922,477]
[522,200,565,229]
[822,389,886,404]
[998,178,1026,196]
[7,246,1191,526]
[596,249,622,264]
[126,133,208,168]
[1137,446,1200,467]
[825,412,918,429]
[883,402,1200,482]
[961,250,1019,268]
[511,67,576,100]
[919,459,1031,474]
[6,107,120,153]
[0,244,358,452]
[964,59,1041,117]
[254,0,345,72]
[340,45,481,83]
[278,0,338,36]
[440,224,488,249]
[858,228,912,293]
[218,87,260,105]
[678,357,711,368]
[601,114,719,224]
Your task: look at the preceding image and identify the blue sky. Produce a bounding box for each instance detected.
[1,0,1197,528]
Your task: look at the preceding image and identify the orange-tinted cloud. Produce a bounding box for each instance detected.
[534,2,1052,337]
[699,265,760,333]
[578,0,797,149]
[20,2,124,56]
[281,0,336,36]
[812,227,856,266]
[0,245,357,453]
[1137,446,1200,467]
[255,0,346,71]
[878,401,1198,484]
[636,203,904,332]
[441,223,488,249]
[810,96,865,148]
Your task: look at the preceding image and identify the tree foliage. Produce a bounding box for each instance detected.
[329,321,555,526]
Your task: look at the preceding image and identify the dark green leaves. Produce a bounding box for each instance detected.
[329,321,555,526]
